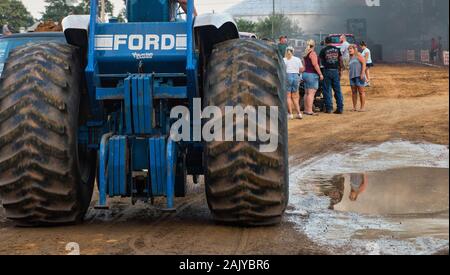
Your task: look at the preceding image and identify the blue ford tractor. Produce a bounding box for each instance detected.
[0,0,288,226]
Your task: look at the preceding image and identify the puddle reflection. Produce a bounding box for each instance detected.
[322,167,449,216]
[288,142,449,254]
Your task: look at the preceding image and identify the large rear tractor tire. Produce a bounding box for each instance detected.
[204,39,289,226]
[0,42,96,226]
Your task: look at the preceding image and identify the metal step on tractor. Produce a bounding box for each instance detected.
[0,0,288,226]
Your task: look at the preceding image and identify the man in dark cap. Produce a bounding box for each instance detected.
[278,35,288,57]
[320,36,344,114]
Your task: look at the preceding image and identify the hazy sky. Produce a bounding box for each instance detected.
[21,0,242,19]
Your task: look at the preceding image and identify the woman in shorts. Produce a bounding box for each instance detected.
[302,39,323,116]
[360,41,373,86]
[348,44,367,112]
[284,46,304,120]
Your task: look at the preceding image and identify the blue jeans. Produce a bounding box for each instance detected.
[350,77,366,87]
[302,72,319,90]
[286,73,300,92]
[323,69,344,112]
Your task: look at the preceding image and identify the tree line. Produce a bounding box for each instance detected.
[1,0,116,32]
[236,14,303,40]
[1,0,303,39]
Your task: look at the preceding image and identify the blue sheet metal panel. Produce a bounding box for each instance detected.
[98,133,113,207]
[159,138,167,196]
[166,137,177,209]
[128,75,154,135]
[124,77,133,134]
[98,138,108,205]
[155,138,162,195]
[119,136,127,195]
[122,74,186,135]
[147,137,168,196]
[108,137,115,196]
[152,138,158,194]
[113,137,120,195]
[149,138,158,195]
[94,22,187,75]
[117,137,121,195]
[143,76,152,133]
[131,77,140,133]
[106,136,128,197]
[137,75,145,133]
[154,138,162,195]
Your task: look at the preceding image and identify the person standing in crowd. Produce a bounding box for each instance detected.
[340,35,350,70]
[303,39,323,116]
[431,38,439,64]
[2,24,12,36]
[349,173,369,202]
[320,36,344,114]
[284,47,304,120]
[438,36,443,64]
[278,35,288,57]
[360,41,373,86]
[348,44,367,112]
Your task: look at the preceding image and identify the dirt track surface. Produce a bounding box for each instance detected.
[0,64,448,255]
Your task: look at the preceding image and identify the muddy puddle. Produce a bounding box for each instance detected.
[288,141,449,255]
